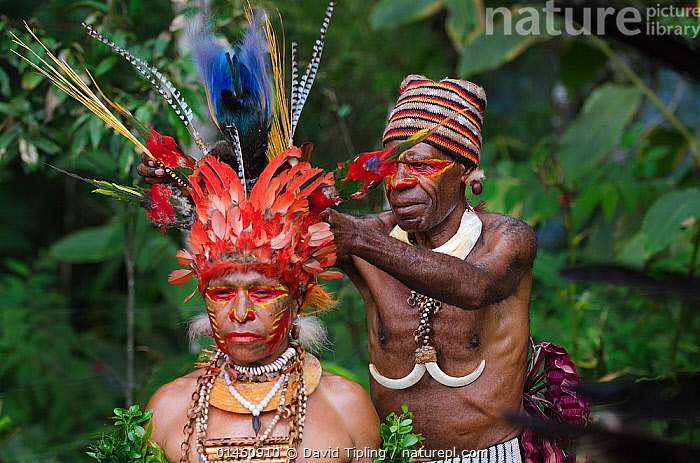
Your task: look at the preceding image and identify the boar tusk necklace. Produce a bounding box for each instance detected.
[369,291,485,389]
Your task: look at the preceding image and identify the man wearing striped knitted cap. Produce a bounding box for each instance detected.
[328,75,538,462]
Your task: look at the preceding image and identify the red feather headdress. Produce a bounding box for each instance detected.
[168,147,342,300]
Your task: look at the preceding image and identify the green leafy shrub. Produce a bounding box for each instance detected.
[87,406,166,463]
[376,404,424,463]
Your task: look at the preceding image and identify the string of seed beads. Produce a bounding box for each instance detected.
[409,291,441,347]
[195,353,220,462]
[259,373,290,441]
[181,369,205,463]
[289,355,307,447]
[297,377,307,443]
[187,348,220,462]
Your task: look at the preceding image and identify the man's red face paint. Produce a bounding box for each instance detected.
[403,159,455,177]
[206,286,256,323]
[385,158,455,193]
[384,142,468,234]
[387,177,418,190]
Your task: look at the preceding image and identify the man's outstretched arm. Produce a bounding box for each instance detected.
[328,209,537,310]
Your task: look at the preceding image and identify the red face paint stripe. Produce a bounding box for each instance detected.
[206,286,237,303]
[230,306,257,323]
[207,304,227,353]
[248,285,289,305]
[404,159,455,177]
[265,306,291,353]
[388,177,419,190]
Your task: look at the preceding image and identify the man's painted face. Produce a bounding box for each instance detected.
[384,142,468,233]
[204,271,295,365]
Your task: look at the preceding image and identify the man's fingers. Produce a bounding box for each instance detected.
[136,162,172,184]
[141,152,155,167]
[137,163,166,177]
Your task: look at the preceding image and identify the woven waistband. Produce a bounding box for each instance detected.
[423,437,521,463]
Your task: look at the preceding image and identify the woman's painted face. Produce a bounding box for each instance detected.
[204,271,295,365]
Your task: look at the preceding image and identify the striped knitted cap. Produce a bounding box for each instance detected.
[383,75,487,167]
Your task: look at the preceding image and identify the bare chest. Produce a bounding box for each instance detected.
[356,264,486,349]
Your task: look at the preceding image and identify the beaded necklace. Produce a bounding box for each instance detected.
[229,347,296,379]
[181,347,307,463]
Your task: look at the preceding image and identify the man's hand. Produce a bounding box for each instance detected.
[136,152,171,185]
[136,152,192,197]
[326,209,395,260]
[326,209,358,260]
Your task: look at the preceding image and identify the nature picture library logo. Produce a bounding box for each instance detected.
[485,1,700,39]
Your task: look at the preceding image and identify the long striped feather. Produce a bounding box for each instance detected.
[224,123,246,195]
[83,23,208,154]
[289,41,299,147]
[11,24,153,159]
[289,1,336,140]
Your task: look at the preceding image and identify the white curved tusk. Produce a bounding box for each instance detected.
[425,359,485,387]
[369,363,426,389]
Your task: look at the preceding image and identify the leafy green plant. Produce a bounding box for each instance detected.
[0,400,19,449]
[376,404,424,463]
[87,405,166,463]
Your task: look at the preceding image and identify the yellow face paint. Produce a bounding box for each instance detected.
[249,284,289,307]
[386,154,455,193]
[205,282,292,357]
[206,303,226,352]
[265,302,291,352]
[402,158,455,178]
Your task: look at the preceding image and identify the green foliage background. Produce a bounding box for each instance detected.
[0,0,698,461]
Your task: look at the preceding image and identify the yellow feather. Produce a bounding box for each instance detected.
[244,4,291,160]
[113,184,144,195]
[264,13,291,159]
[11,23,155,160]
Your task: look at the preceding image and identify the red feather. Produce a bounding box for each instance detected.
[146,129,195,168]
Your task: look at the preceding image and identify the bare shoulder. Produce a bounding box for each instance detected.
[316,370,379,422]
[316,370,372,406]
[146,370,201,443]
[478,212,537,260]
[479,211,535,238]
[314,370,380,449]
[148,370,199,409]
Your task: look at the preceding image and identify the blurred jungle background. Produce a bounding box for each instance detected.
[0,0,698,461]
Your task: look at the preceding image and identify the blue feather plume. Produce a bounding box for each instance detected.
[191,13,273,181]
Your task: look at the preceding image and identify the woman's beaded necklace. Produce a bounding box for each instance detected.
[183,347,307,463]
